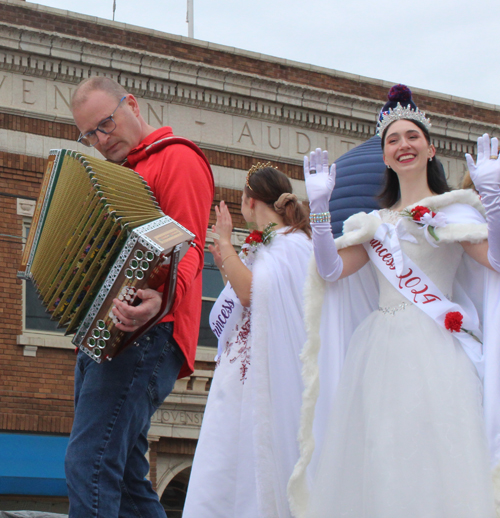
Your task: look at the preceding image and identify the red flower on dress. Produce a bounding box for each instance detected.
[411,205,434,221]
[445,311,463,333]
[246,230,263,245]
[402,205,444,244]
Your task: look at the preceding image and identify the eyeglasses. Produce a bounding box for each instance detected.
[77,96,127,148]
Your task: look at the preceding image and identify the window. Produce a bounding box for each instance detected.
[22,220,65,334]
[18,219,74,356]
[199,251,225,348]
[25,281,65,333]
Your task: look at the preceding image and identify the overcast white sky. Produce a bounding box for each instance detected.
[37,0,500,107]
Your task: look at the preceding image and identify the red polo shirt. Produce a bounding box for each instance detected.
[126,127,214,378]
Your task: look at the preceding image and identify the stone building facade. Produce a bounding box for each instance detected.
[0,0,499,512]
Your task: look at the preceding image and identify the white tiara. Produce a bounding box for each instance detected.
[377,103,431,137]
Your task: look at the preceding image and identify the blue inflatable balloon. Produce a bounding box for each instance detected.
[330,135,386,237]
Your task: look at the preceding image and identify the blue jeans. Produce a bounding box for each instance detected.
[65,322,184,518]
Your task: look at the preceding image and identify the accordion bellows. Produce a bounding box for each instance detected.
[19,149,194,362]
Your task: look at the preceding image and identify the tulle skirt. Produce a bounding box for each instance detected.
[183,324,259,518]
[308,304,495,518]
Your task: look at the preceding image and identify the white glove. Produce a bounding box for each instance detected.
[466,134,500,196]
[465,134,500,272]
[304,148,336,214]
[312,223,344,282]
[304,148,343,281]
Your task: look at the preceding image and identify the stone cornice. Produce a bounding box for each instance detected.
[1,0,499,116]
[0,21,498,156]
[0,22,377,129]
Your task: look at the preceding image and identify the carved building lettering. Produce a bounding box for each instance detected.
[296,132,311,154]
[268,126,281,150]
[22,79,36,105]
[147,103,164,126]
[54,85,72,111]
[237,121,255,145]
[152,409,203,426]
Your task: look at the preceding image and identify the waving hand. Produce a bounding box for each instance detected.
[465,134,500,196]
[304,148,336,214]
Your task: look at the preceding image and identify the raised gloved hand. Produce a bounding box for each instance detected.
[304,148,337,214]
[466,134,500,196]
[304,148,343,282]
[465,134,500,272]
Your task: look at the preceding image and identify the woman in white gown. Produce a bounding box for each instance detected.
[288,86,500,518]
[183,164,313,518]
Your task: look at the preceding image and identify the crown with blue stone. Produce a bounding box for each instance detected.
[376,103,432,137]
[376,84,431,137]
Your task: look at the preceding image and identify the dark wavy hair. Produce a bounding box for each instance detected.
[244,167,311,238]
[378,119,450,208]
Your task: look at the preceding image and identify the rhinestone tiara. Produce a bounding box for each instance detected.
[376,103,431,137]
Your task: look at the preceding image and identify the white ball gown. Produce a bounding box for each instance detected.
[289,191,499,518]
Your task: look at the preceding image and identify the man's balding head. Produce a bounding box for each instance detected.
[72,76,129,112]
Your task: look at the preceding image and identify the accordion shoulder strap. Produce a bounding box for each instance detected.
[125,135,214,188]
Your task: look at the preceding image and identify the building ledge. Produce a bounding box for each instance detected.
[17,332,74,357]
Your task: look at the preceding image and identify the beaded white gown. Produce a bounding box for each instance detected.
[305,206,496,518]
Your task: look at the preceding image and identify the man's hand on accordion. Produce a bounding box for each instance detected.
[112,288,163,332]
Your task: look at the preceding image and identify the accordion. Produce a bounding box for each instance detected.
[19,149,194,363]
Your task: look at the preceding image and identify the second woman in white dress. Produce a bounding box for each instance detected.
[184,164,312,518]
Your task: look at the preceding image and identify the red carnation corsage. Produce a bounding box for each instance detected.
[402,205,446,245]
[246,230,263,245]
[444,311,482,343]
[410,205,436,222]
[444,311,463,333]
[241,223,277,256]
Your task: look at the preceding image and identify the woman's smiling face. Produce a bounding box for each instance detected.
[383,119,435,176]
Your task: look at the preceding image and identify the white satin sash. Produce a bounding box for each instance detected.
[365,222,484,377]
[209,282,244,359]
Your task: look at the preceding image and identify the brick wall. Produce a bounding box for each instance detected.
[0,155,75,435]
[1,2,499,125]
[0,113,79,141]
[203,149,302,181]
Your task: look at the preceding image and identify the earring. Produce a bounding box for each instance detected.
[387,165,391,170]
